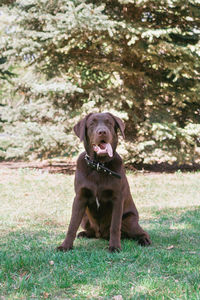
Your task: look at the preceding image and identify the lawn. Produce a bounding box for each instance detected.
[0,168,200,299]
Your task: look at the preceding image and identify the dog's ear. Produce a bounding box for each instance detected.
[108,113,125,139]
[74,113,92,141]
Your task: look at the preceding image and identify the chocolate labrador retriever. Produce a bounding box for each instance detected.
[57,112,151,252]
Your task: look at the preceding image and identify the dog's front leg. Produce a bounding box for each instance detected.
[57,195,86,251]
[109,199,123,252]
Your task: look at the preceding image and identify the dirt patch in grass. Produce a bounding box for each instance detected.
[0,160,76,174]
[1,159,200,175]
[131,162,200,173]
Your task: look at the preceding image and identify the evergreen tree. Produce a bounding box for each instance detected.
[0,0,200,164]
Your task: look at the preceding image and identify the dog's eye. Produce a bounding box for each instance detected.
[89,118,98,126]
[105,119,113,127]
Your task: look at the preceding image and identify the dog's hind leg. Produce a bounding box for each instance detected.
[121,213,151,246]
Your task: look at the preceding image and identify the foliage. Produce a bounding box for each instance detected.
[0,0,200,164]
[0,57,15,81]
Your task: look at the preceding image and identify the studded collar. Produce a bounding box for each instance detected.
[84,154,121,179]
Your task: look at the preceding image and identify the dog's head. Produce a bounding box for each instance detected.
[74,112,125,161]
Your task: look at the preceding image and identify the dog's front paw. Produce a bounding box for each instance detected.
[57,245,73,252]
[138,236,151,247]
[109,246,121,253]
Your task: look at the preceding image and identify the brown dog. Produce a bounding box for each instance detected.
[57,112,151,252]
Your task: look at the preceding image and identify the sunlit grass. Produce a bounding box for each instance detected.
[0,168,200,299]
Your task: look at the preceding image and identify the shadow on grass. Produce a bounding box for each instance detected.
[146,205,200,250]
[0,206,200,298]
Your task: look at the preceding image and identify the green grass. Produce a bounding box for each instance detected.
[0,168,200,299]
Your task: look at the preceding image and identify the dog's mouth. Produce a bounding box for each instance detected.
[93,141,113,157]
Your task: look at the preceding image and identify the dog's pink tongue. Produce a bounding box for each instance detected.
[93,143,113,157]
[106,143,113,157]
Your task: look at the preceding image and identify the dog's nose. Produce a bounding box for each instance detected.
[97,128,107,136]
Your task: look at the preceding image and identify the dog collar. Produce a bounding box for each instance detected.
[84,154,121,179]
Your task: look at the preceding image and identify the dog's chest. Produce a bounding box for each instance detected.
[76,167,123,207]
[88,191,114,214]
[88,169,120,186]
[88,171,120,194]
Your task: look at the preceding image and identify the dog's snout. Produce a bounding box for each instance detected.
[97,128,107,136]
